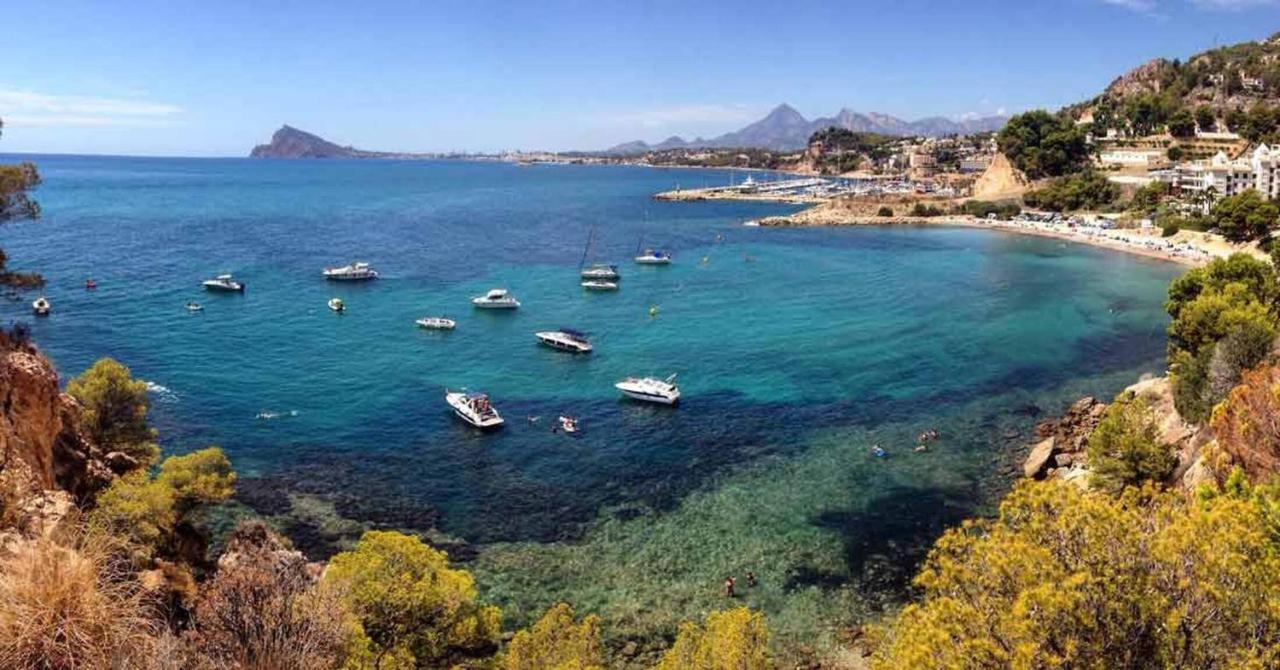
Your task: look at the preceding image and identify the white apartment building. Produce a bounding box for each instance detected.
[1176,144,1280,204]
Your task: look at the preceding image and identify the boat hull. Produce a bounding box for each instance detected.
[535,333,592,353]
[202,283,244,292]
[473,301,519,309]
[618,388,679,405]
[634,257,671,265]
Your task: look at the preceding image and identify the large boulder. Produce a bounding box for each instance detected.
[1024,437,1056,478]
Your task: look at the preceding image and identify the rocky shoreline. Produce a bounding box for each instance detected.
[1018,376,1215,492]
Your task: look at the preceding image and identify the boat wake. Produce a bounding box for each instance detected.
[143,381,179,403]
[256,410,300,420]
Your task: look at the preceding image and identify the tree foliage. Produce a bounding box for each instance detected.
[1166,108,1196,137]
[1023,170,1120,212]
[1195,105,1217,132]
[0,118,41,225]
[997,110,1089,179]
[1165,254,1279,421]
[0,118,43,287]
[1210,189,1280,243]
[871,480,1280,669]
[503,603,603,670]
[157,447,236,515]
[653,607,770,670]
[1086,393,1176,492]
[66,357,158,466]
[87,448,234,560]
[323,530,501,669]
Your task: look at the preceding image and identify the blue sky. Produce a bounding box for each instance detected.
[1,0,1278,156]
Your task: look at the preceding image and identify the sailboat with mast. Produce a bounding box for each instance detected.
[634,232,672,265]
[579,227,621,282]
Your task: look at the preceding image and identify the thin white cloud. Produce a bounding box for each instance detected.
[1191,0,1278,8]
[1099,0,1159,12]
[606,104,759,130]
[1102,0,1278,11]
[0,89,183,128]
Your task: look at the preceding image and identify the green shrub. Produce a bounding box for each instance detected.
[1087,394,1176,492]
[324,531,501,668]
[877,205,894,217]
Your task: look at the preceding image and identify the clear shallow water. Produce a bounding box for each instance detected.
[1,156,1177,613]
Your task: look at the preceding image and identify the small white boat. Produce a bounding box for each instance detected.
[581,279,619,291]
[202,274,245,292]
[446,390,504,429]
[32,296,51,316]
[186,302,204,312]
[472,288,520,309]
[581,263,620,281]
[416,316,456,330]
[635,249,672,265]
[743,219,761,227]
[558,416,579,433]
[323,262,379,281]
[327,297,345,312]
[535,328,593,353]
[615,374,680,405]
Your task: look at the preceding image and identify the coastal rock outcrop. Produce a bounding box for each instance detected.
[250,125,365,159]
[0,336,115,551]
[1020,377,1209,490]
[1022,396,1107,480]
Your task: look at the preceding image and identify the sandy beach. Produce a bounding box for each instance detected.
[757,205,1267,267]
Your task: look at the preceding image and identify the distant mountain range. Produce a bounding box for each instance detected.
[604,104,1008,154]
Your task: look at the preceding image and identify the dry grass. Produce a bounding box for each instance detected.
[0,533,161,669]
[188,522,348,670]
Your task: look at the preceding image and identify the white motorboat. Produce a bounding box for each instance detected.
[416,316,456,330]
[634,249,672,265]
[615,374,681,405]
[535,328,593,353]
[472,288,520,309]
[327,297,345,312]
[202,274,245,292]
[445,391,504,429]
[581,279,619,291]
[31,296,51,316]
[558,416,579,433]
[186,302,204,312]
[323,262,379,281]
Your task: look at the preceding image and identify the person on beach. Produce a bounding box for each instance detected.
[724,576,736,598]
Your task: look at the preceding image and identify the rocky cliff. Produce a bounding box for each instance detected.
[0,335,116,548]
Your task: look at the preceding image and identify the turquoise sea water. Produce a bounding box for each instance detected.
[0,155,1180,651]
